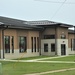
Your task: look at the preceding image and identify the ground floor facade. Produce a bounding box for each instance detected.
[0,16,75,59]
[0,29,40,59]
[0,28,75,59]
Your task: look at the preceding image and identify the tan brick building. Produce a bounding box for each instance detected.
[0,16,75,59]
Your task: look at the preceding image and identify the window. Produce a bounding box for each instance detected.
[4,36,10,53]
[71,39,72,51]
[71,39,75,51]
[11,36,14,53]
[44,44,48,52]
[34,37,36,52]
[51,44,55,52]
[37,37,39,52]
[44,35,55,39]
[31,37,33,52]
[19,36,27,53]
[61,34,66,39]
[73,39,75,50]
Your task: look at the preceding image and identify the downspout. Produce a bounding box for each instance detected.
[2,26,8,59]
[39,27,45,55]
[55,26,57,55]
[74,26,75,51]
[2,29,5,59]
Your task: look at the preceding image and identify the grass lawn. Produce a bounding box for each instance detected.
[42,55,75,61]
[0,55,75,75]
[15,55,51,60]
[43,70,75,75]
[0,61,75,75]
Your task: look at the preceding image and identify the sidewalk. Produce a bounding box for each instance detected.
[0,55,75,64]
[24,68,75,75]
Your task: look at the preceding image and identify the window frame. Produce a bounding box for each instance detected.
[4,36,10,53]
[19,36,27,53]
[51,43,55,52]
[44,35,55,39]
[44,43,48,52]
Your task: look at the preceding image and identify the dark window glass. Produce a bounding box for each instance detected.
[37,37,39,52]
[71,39,72,51]
[44,44,48,52]
[61,34,66,39]
[44,35,55,39]
[19,36,27,53]
[11,36,14,53]
[51,44,55,52]
[31,37,33,52]
[34,37,36,52]
[73,39,75,50]
[5,36,10,53]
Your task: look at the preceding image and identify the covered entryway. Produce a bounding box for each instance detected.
[61,44,66,55]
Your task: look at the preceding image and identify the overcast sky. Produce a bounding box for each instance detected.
[0,0,75,25]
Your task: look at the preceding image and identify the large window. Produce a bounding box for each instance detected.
[11,36,14,53]
[34,37,36,52]
[5,36,10,53]
[31,37,33,52]
[44,44,48,52]
[71,39,75,51]
[51,44,55,52]
[71,39,72,51]
[44,35,55,39]
[61,34,66,39]
[31,37,39,52]
[19,36,27,53]
[37,37,39,52]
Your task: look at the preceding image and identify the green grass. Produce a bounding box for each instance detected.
[43,70,75,75]
[15,55,51,60]
[0,55,75,75]
[42,55,75,61]
[0,61,75,75]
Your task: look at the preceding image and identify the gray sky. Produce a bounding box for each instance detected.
[0,0,75,25]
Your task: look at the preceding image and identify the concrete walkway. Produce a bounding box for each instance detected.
[24,68,75,75]
[0,55,75,64]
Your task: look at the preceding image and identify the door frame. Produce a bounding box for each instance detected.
[61,44,66,55]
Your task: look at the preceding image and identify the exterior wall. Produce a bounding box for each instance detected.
[56,39,68,56]
[41,27,55,39]
[41,39,68,56]
[41,27,69,56]
[41,39,55,56]
[56,27,68,39]
[4,29,18,49]
[68,48,75,55]
[0,49,39,59]
[0,29,40,59]
[28,30,39,49]
[0,29,2,58]
[0,26,74,59]
[41,27,68,39]
[68,33,75,54]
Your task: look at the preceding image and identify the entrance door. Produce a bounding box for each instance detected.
[61,44,66,55]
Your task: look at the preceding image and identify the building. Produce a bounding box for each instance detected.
[0,16,75,59]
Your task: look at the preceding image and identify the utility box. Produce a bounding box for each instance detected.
[0,63,2,75]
